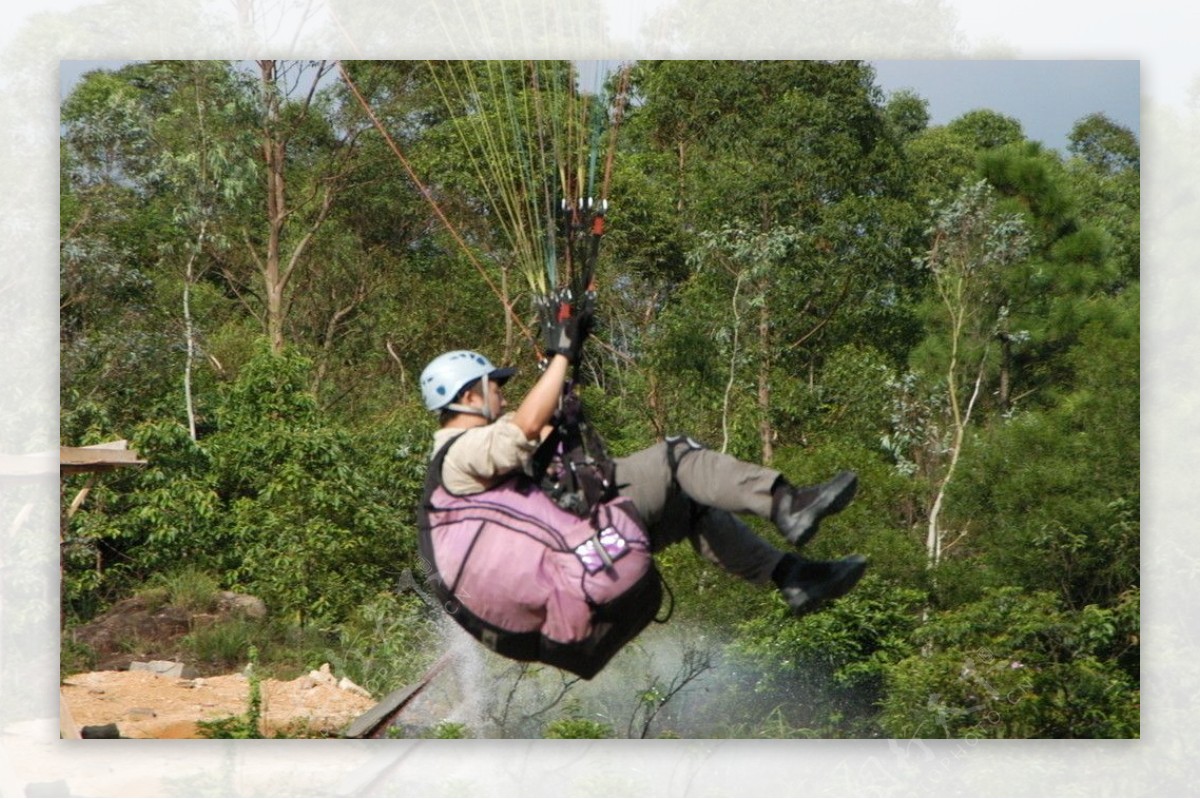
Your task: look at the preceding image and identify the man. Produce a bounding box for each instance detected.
[416,314,867,676]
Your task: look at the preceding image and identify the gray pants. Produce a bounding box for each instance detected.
[613,437,786,585]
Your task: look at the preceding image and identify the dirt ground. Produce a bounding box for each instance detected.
[60,666,377,739]
[61,592,378,739]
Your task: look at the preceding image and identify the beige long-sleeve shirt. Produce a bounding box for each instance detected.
[431,412,540,495]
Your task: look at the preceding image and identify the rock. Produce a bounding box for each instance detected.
[71,600,191,670]
[216,591,267,619]
[129,660,197,679]
[338,677,372,699]
[81,723,122,739]
[68,590,270,675]
[310,663,336,685]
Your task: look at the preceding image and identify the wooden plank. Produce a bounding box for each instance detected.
[342,654,451,739]
[60,440,146,474]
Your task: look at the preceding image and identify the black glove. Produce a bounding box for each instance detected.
[543,307,592,364]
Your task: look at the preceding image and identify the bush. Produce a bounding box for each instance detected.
[205,344,415,627]
[730,576,927,736]
[878,587,1139,738]
[544,717,614,739]
[148,567,221,613]
[328,591,441,697]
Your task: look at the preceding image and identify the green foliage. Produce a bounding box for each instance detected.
[424,721,470,739]
[60,61,1138,739]
[811,344,897,451]
[147,567,221,613]
[208,343,413,627]
[61,419,222,616]
[945,109,1025,150]
[183,618,263,672]
[878,587,1139,738]
[946,297,1139,608]
[329,591,441,697]
[730,577,927,735]
[1068,112,1139,174]
[1064,119,1139,283]
[883,89,930,141]
[61,639,99,680]
[544,716,614,739]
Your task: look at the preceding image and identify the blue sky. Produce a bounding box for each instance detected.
[870,60,1140,153]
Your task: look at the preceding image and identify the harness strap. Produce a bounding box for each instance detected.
[664,435,704,478]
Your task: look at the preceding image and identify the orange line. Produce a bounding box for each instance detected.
[336,62,533,345]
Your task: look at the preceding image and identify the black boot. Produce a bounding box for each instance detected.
[771,471,858,548]
[771,553,868,616]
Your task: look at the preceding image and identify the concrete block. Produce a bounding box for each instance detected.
[129,660,198,679]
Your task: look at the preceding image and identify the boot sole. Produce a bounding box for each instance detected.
[790,556,868,616]
[788,471,858,548]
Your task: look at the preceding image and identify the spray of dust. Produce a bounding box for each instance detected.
[396,616,808,738]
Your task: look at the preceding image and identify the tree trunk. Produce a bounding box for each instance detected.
[720,270,745,454]
[255,60,339,355]
[182,221,206,441]
[998,331,1012,413]
[260,60,287,354]
[758,290,773,465]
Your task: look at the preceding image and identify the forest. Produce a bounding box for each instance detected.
[59,59,1139,739]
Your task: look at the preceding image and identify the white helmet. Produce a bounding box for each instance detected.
[419,350,515,414]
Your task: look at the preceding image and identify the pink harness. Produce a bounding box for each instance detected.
[418,436,662,678]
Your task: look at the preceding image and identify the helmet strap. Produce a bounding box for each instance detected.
[479,377,496,422]
[445,379,496,422]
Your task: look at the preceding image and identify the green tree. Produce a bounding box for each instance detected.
[976,139,1132,410]
[909,179,1030,568]
[627,60,917,460]
[206,343,413,627]
[900,126,980,210]
[686,224,806,459]
[945,109,1024,150]
[141,61,259,438]
[1068,112,1139,174]
[949,288,1139,610]
[250,60,362,355]
[61,65,182,434]
[883,88,930,141]
[61,420,222,618]
[1064,114,1140,284]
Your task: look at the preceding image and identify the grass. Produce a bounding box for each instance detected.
[61,638,97,679]
[182,616,336,678]
[148,568,222,613]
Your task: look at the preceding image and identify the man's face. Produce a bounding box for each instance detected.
[464,378,506,420]
[485,379,506,418]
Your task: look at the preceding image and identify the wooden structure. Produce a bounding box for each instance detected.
[342,653,452,739]
[57,439,146,740]
[60,439,146,522]
[60,439,147,475]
